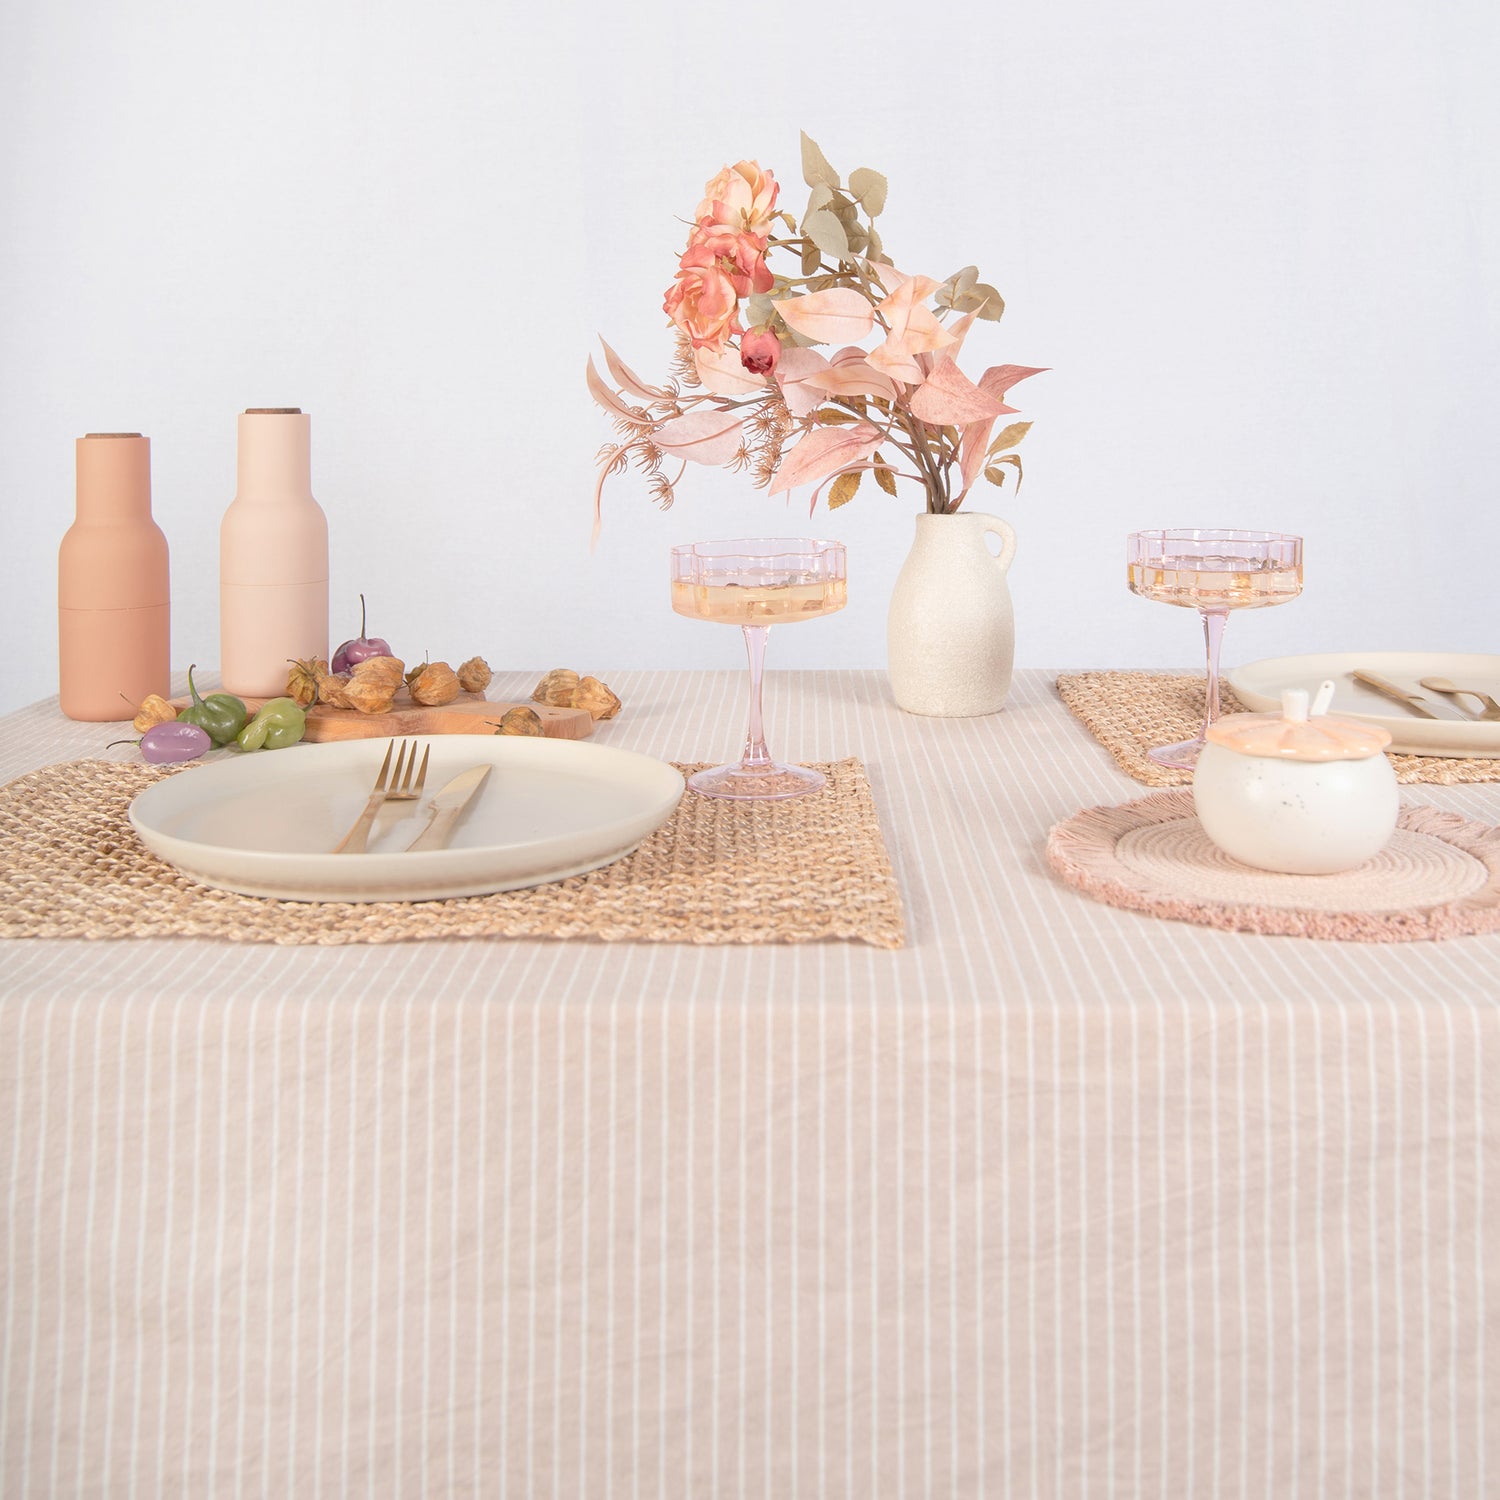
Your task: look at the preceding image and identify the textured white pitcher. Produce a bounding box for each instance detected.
[887,511,1017,716]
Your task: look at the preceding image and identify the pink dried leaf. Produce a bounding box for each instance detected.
[694,344,768,396]
[906,360,1008,426]
[599,339,663,401]
[865,337,925,384]
[772,287,875,345]
[774,346,834,418]
[803,354,900,402]
[977,365,1049,401]
[768,422,882,496]
[935,311,977,363]
[654,410,745,466]
[586,357,647,424]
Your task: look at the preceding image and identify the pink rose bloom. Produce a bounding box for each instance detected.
[664,252,743,352]
[696,160,780,238]
[687,223,773,298]
[739,328,781,376]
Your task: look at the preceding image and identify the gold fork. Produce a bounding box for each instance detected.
[332,739,431,854]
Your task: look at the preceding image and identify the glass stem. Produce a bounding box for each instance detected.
[739,625,774,771]
[1200,609,1228,740]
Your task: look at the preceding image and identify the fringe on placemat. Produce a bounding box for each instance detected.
[1045,791,1500,942]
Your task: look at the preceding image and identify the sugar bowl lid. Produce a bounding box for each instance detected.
[1205,681,1393,761]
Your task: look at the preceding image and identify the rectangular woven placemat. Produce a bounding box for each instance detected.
[1058,671,1500,788]
[0,757,904,949]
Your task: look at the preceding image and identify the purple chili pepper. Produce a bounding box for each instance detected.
[110,721,213,764]
[331,592,394,674]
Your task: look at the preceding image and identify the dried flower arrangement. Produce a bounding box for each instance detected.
[588,132,1044,537]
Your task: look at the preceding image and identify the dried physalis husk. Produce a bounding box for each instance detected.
[457,655,492,694]
[314,665,353,709]
[532,668,580,707]
[285,658,324,709]
[132,694,178,733]
[341,675,399,714]
[408,660,460,707]
[352,655,405,693]
[492,706,544,737]
[573,675,621,721]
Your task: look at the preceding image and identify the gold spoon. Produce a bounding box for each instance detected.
[1418,676,1500,722]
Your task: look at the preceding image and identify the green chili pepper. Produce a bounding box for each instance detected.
[178,664,248,745]
[236,697,307,751]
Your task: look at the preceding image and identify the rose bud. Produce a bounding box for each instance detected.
[739,328,781,376]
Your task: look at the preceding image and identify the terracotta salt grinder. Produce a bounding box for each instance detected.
[220,408,329,697]
[58,433,171,720]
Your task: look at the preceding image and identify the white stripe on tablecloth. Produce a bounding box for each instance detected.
[0,995,32,1474]
[133,969,162,1500]
[19,991,56,1495]
[47,994,83,1493]
[73,991,105,1494]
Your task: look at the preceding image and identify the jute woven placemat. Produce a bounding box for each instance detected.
[1047,791,1500,941]
[0,758,904,949]
[1057,671,1500,787]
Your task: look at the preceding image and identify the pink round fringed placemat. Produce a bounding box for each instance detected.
[1046,791,1500,941]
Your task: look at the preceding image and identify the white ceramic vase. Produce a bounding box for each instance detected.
[887,511,1017,716]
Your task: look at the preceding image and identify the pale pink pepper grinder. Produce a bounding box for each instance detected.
[220,408,329,697]
[58,433,171,720]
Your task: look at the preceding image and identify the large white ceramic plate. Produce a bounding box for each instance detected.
[1227,652,1500,758]
[128,735,685,902]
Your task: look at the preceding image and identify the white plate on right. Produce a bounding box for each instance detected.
[1227,652,1500,757]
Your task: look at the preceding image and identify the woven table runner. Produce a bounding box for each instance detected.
[0,758,904,949]
[1057,671,1500,787]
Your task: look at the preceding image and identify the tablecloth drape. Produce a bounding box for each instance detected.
[3,670,1496,1496]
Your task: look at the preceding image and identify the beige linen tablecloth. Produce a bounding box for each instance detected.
[3,669,1497,1497]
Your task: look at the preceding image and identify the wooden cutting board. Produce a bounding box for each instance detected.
[169,690,594,743]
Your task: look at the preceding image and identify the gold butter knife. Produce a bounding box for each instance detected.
[404,764,492,852]
[1349,670,1446,719]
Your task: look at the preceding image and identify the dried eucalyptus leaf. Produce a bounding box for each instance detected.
[987,452,1024,488]
[828,470,861,509]
[970,283,1006,321]
[988,421,1032,453]
[846,224,868,255]
[983,466,1008,489]
[948,265,979,295]
[800,130,839,189]
[848,167,888,216]
[803,209,850,260]
[804,183,835,220]
[745,292,775,328]
[801,240,823,277]
[865,226,884,261]
[815,407,859,425]
[873,455,898,496]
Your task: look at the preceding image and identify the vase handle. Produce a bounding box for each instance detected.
[977,514,1017,574]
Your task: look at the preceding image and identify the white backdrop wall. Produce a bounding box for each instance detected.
[3,0,1497,719]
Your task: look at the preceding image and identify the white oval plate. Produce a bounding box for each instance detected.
[128,736,685,902]
[1227,652,1500,758]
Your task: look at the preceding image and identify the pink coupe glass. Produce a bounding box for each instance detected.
[1127,528,1304,768]
[670,538,847,800]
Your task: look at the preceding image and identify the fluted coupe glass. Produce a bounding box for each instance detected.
[670,538,847,799]
[1127,528,1304,769]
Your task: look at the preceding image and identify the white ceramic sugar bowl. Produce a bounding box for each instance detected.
[1192,681,1399,875]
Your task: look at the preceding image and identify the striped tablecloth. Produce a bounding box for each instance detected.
[3,669,1497,1496]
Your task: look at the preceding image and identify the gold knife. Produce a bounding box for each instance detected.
[404,764,492,852]
[1349,670,1448,719]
